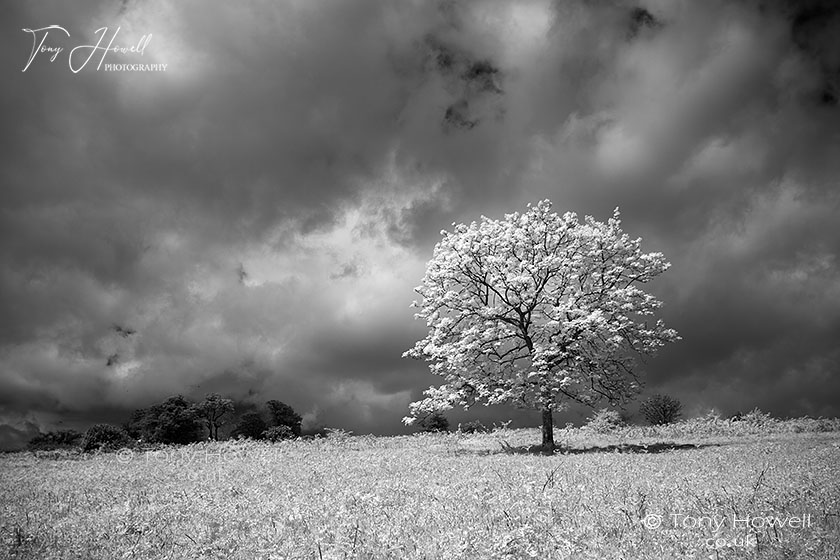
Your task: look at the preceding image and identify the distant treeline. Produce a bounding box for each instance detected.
[28,394,316,452]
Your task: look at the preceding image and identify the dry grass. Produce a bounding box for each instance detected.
[2,422,839,559]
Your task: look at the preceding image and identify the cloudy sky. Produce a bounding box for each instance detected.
[2,0,839,448]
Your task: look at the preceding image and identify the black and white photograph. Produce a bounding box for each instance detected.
[2,1,839,558]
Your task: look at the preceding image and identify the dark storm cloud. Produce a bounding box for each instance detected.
[1,0,839,448]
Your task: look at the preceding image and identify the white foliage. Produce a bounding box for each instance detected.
[404,200,679,422]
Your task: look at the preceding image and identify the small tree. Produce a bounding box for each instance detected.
[193,393,234,440]
[640,394,682,425]
[266,400,302,436]
[232,412,268,440]
[403,201,679,451]
[417,412,450,433]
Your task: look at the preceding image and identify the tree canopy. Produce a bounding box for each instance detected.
[266,400,303,436]
[403,200,679,449]
[232,412,268,440]
[193,393,235,440]
[128,395,204,445]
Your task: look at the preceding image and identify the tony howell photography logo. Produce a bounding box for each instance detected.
[21,25,166,73]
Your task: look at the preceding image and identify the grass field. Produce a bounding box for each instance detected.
[2,418,839,559]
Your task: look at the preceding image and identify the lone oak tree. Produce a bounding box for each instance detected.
[403,201,678,451]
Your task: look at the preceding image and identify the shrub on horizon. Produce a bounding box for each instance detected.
[585,408,626,434]
[417,412,450,433]
[28,429,82,451]
[740,407,776,427]
[80,424,133,452]
[323,428,354,441]
[263,425,295,442]
[459,420,488,434]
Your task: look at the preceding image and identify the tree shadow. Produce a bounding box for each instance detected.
[492,441,718,456]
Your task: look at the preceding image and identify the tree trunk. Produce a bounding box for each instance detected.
[541,407,555,452]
